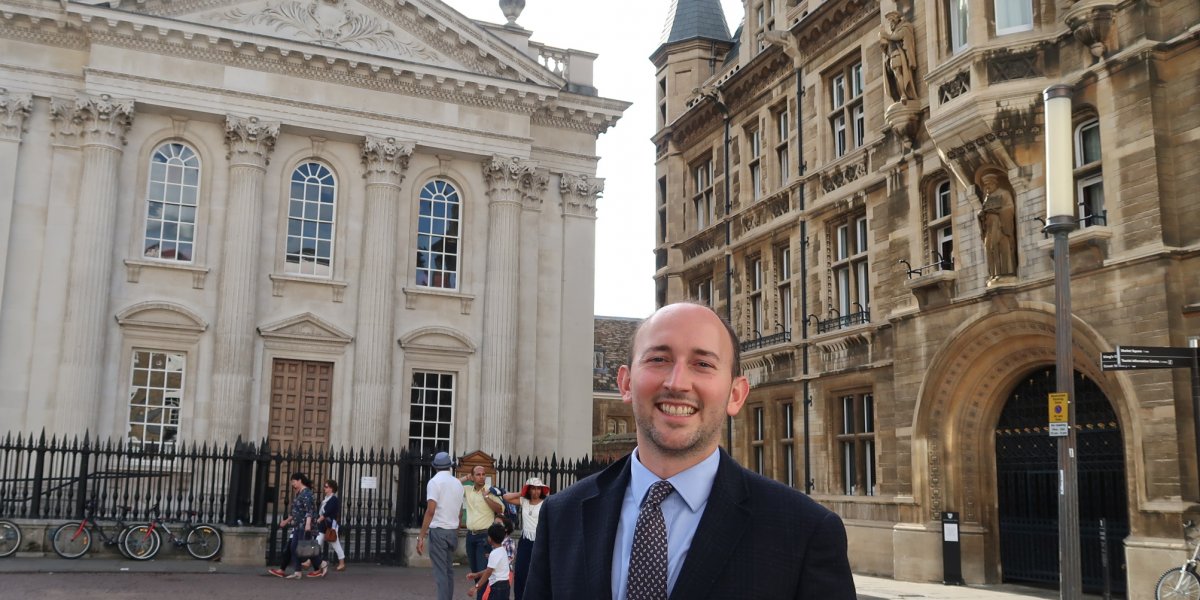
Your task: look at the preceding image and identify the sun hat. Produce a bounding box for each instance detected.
[432,451,453,470]
[520,476,551,497]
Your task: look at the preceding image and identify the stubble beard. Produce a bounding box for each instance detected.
[634,391,724,460]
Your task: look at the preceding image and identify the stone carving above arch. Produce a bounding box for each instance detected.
[116,301,209,334]
[257,312,353,346]
[399,326,477,357]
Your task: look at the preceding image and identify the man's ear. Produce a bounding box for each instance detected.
[617,364,633,404]
[725,375,750,417]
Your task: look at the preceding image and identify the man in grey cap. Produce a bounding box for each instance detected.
[417,451,464,600]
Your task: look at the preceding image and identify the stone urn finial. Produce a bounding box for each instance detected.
[500,0,525,26]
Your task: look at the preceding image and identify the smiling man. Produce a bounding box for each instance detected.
[524,302,856,600]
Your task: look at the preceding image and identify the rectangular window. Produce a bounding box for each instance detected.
[692,159,714,231]
[836,392,876,496]
[994,0,1033,35]
[775,109,790,187]
[829,62,864,158]
[1074,118,1105,228]
[127,350,185,453]
[950,0,969,52]
[780,401,795,487]
[753,406,765,475]
[695,278,713,306]
[749,256,764,337]
[829,215,869,327]
[778,245,792,334]
[408,371,455,453]
[749,128,763,201]
[930,181,955,270]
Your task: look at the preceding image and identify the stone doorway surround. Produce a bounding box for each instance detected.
[908,301,1142,585]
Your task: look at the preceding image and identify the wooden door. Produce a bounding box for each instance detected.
[268,358,333,453]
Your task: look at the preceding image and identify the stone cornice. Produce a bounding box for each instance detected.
[224,114,279,167]
[0,88,33,142]
[361,135,414,186]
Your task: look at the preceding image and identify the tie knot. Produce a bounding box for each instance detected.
[643,480,674,509]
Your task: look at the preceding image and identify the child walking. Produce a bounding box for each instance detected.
[466,523,510,600]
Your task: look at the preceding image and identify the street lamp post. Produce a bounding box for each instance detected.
[1044,84,1082,600]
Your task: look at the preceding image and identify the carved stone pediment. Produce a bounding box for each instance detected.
[258,312,353,345]
[116,301,209,334]
[399,325,477,356]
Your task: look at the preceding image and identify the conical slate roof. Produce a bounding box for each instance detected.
[659,0,732,46]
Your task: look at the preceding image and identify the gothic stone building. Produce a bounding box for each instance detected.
[0,0,628,460]
[653,0,1199,596]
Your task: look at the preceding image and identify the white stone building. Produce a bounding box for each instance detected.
[0,0,627,459]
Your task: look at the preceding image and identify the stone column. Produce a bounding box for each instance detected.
[557,173,603,458]
[0,89,33,318]
[53,94,134,436]
[479,155,538,456]
[209,115,278,441]
[351,135,412,449]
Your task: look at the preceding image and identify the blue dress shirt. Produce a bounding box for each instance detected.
[610,447,721,600]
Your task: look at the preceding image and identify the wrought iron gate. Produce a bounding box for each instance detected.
[995,367,1127,596]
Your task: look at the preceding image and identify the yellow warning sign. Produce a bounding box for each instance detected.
[1048,393,1069,423]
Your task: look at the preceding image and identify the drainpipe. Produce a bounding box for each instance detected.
[795,67,814,495]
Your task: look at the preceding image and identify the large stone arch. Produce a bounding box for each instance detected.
[910,300,1143,581]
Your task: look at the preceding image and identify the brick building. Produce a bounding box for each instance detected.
[652,0,1199,596]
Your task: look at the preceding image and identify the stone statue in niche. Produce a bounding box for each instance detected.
[879,11,918,104]
[975,167,1018,284]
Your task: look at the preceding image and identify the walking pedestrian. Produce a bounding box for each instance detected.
[418,452,465,600]
[316,479,346,572]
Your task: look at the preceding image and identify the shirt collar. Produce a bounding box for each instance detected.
[629,446,720,513]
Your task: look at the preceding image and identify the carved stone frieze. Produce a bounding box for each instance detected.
[0,89,33,142]
[681,227,724,262]
[735,190,792,238]
[820,154,870,193]
[985,48,1043,83]
[559,172,603,218]
[938,70,970,105]
[792,0,879,63]
[224,115,280,167]
[361,135,413,186]
[73,93,136,147]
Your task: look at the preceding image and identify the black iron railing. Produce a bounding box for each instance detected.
[740,330,792,352]
[816,309,870,334]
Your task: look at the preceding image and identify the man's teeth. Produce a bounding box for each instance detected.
[659,404,696,416]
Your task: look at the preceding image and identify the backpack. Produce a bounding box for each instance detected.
[490,485,520,527]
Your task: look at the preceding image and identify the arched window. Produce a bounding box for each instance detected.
[144,142,200,262]
[416,179,461,290]
[286,162,336,277]
[928,180,954,270]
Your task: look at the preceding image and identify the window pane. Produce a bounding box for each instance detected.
[994,0,1033,34]
[286,162,337,277]
[408,370,455,453]
[1078,120,1102,166]
[951,0,969,51]
[416,180,462,290]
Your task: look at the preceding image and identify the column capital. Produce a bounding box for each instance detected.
[225,114,279,168]
[361,135,414,186]
[559,172,604,218]
[522,168,549,210]
[0,89,33,142]
[483,154,537,204]
[74,93,135,147]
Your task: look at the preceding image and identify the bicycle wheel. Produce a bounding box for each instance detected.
[1157,567,1200,600]
[185,524,222,560]
[51,522,91,559]
[0,520,21,558]
[122,525,161,560]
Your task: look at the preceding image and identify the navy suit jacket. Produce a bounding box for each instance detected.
[523,449,855,600]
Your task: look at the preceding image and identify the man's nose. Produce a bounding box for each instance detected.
[663,361,693,391]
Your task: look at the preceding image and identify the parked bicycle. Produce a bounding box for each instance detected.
[50,500,146,559]
[0,519,21,558]
[1156,520,1200,600]
[122,502,222,560]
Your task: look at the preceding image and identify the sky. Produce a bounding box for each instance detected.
[442,0,746,319]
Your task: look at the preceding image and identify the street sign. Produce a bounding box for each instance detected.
[1101,352,1191,370]
[1049,422,1070,437]
[1117,345,1198,359]
[1048,392,1068,423]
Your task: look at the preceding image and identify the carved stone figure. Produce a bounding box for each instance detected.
[879,11,918,104]
[975,168,1017,282]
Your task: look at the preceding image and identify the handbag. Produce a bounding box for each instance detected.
[295,536,321,559]
[325,528,338,543]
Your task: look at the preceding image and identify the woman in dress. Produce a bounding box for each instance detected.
[281,472,324,579]
[501,477,550,600]
[316,479,346,571]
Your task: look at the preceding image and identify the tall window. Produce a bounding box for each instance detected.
[286,162,336,277]
[144,142,200,262]
[127,350,184,453]
[832,216,869,323]
[408,371,455,453]
[777,245,792,333]
[994,0,1033,35]
[748,127,763,201]
[695,278,713,306]
[830,63,865,157]
[837,392,876,496]
[1074,118,1105,227]
[752,406,765,474]
[780,401,795,487]
[930,180,954,269]
[949,0,969,52]
[416,179,461,289]
[749,256,764,336]
[775,108,790,187]
[693,159,714,231]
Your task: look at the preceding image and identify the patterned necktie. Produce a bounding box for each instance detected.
[626,480,676,600]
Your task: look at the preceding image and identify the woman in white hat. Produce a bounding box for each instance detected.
[501,476,550,600]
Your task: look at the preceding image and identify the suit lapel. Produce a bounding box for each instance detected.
[668,450,750,600]
[581,457,631,600]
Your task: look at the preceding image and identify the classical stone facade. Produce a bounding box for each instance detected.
[653,0,1199,597]
[0,0,628,460]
